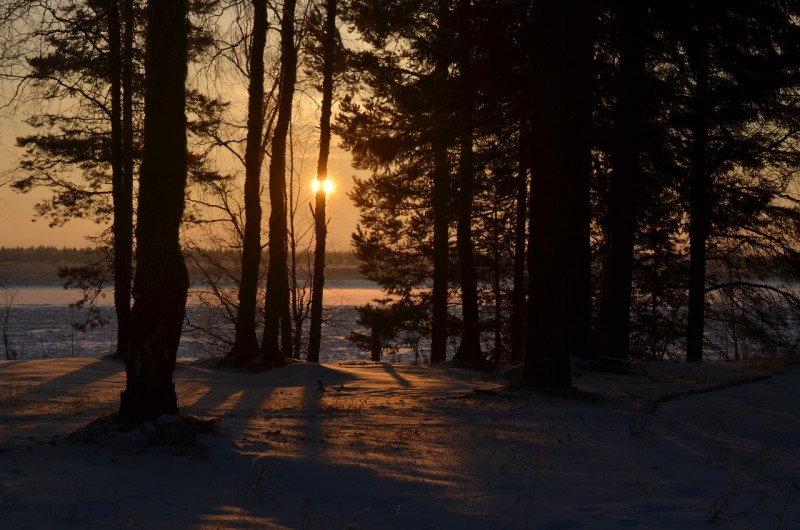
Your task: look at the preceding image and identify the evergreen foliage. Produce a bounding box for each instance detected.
[339,0,800,371]
[4,0,800,379]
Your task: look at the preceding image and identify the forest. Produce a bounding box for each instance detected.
[0,245,361,281]
[0,0,799,422]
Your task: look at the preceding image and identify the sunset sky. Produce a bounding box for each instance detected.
[0,121,361,251]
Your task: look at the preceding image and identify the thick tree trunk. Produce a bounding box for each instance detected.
[453,127,486,364]
[451,102,482,366]
[686,10,710,364]
[261,0,297,364]
[307,0,336,363]
[118,0,189,422]
[451,0,484,367]
[525,0,594,388]
[225,0,268,366]
[597,3,646,360]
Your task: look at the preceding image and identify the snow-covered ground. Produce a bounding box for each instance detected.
[1,356,798,529]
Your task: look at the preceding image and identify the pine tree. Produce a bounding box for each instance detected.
[595,2,648,361]
[337,0,459,362]
[118,0,189,422]
[261,0,298,364]
[653,0,800,362]
[525,0,595,387]
[223,0,268,366]
[450,0,485,367]
[307,0,337,363]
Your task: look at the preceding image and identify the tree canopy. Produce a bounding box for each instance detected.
[3,0,800,395]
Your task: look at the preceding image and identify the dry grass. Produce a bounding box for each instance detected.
[0,377,28,408]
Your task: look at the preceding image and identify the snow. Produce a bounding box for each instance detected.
[2,281,383,362]
[1,357,798,529]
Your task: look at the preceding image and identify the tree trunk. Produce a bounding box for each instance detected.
[430,140,450,364]
[510,119,529,364]
[686,8,710,363]
[119,0,134,362]
[510,1,533,365]
[224,0,268,366]
[118,0,189,422]
[429,0,452,366]
[370,320,381,362]
[108,0,131,361]
[261,0,297,365]
[525,0,594,388]
[596,3,646,360]
[451,0,484,367]
[453,119,482,366]
[492,190,502,363]
[307,0,336,363]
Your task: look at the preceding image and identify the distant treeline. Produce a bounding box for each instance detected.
[184,248,363,281]
[0,246,106,281]
[0,245,106,260]
[0,246,362,281]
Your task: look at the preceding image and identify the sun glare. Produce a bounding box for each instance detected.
[312,176,334,195]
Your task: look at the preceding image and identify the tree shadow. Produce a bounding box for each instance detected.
[380,362,412,388]
[0,357,126,447]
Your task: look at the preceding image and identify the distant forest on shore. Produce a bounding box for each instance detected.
[0,246,363,282]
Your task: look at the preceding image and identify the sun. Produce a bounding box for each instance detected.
[311,176,334,195]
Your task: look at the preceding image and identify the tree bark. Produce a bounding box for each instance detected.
[430,140,450,364]
[492,188,502,363]
[430,3,451,364]
[510,119,529,364]
[225,0,268,366]
[119,0,134,362]
[686,7,710,363]
[451,0,484,367]
[525,0,594,388]
[510,1,533,365]
[597,3,647,360]
[108,0,131,361]
[261,0,297,364]
[118,0,189,422]
[307,0,336,363]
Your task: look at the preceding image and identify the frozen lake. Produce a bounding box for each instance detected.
[4,279,383,308]
[0,280,398,362]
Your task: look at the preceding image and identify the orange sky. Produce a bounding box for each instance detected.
[0,132,361,251]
